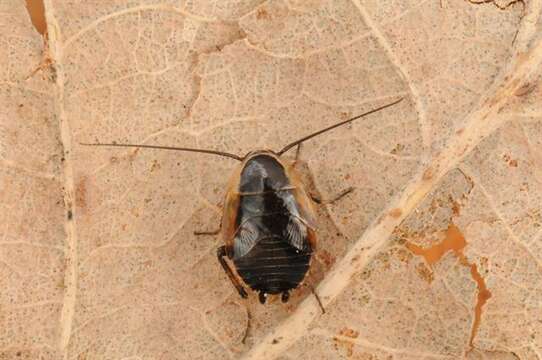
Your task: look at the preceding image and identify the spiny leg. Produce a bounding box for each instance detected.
[194,204,222,235]
[311,186,354,205]
[194,228,220,236]
[217,246,248,299]
[295,143,302,162]
[194,220,221,236]
[290,143,303,168]
[241,306,252,344]
[309,284,325,314]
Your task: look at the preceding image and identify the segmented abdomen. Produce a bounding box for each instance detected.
[233,234,311,294]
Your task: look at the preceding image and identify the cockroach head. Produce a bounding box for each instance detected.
[243,149,278,160]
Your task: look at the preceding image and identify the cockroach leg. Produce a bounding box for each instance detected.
[217,246,248,299]
[194,220,221,236]
[294,143,303,162]
[194,228,221,236]
[310,186,354,205]
[290,143,303,168]
[241,305,252,344]
[309,285,325,314]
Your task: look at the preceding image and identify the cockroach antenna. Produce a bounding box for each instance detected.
[79,142,244,161]
[81,98,402,162]
[277,97,403,155]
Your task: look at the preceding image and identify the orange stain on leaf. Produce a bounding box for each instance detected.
[466,260,492,349]
[339,327,359,339]
[25,0,47,36]
[405,224,492,349]
[317,249,336,268]
[389,208,402,218]
[333,328,359,357]
[405,224,466,265]
[256,8,270,20]
[75,177,87,210]
[422,167,433,181]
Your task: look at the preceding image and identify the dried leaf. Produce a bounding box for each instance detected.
[1,0,541,359]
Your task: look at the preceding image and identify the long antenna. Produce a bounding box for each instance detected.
[79,142,243,161]
[277,97,404,155]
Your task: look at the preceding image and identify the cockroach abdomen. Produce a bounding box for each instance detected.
[228,153,314,300]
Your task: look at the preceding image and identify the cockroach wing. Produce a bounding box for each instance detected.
[284,216,310,252]
[232,220,259,259]
[221,154,318,258]
[284,164,318,251]
[221,164,243,258]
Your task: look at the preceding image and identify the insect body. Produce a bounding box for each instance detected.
[221,151,317,303]
[81,98,403,304]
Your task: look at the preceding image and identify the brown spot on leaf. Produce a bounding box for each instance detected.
[390,143,405,154]
[517,49,529,62]
[317,249,335,268]
[415,262,434,283]
[256,8,270,20]
[396,248,412,264]
[449,196,461,216]
[76,176,87,210]
[389,208,402,218]
[503,154,518,167]
[333,329,359,357]
[514,82,536,97]
[351,254,360,264]
[150,159,161,172]
[339,327,359,339]
[422,168,433,181]
[360,269,372,280]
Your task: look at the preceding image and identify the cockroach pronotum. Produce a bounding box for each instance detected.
[82,98,402,305]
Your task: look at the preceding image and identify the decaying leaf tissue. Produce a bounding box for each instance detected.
[2,0,541,359]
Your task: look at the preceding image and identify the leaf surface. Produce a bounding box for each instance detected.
[1,1,541,359]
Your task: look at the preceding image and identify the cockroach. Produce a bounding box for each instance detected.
[82,98,402,305]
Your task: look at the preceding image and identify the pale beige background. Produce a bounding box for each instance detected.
[1,0,541,359]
